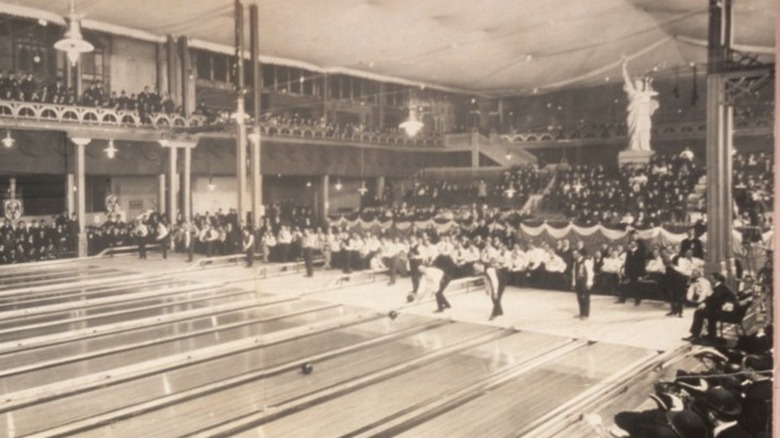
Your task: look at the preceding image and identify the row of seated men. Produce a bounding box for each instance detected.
[0,216,78,264]
[609,325,772,437]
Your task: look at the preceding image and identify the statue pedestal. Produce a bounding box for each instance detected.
[618,149,654,166]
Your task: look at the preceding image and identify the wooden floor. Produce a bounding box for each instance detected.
[0,252,698,437]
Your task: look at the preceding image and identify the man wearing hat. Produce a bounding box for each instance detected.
[682,273,738,343]
[611,392,708,438]
[702,387,751,438]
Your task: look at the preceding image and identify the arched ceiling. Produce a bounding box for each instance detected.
[1,0,775,95]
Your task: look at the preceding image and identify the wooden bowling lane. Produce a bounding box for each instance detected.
[0,294,298,371]
[71,320,504,438]
[8,314,446,437]
[0,300,348,394]
[0,266,122,291]
[0,277,190,313]
[249,331,578,438]
[0,285,252,343]
[393,342,658,437]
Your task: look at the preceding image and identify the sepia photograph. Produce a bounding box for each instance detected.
[0,0,774,436]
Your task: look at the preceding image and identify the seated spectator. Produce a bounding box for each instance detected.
[683,273,739,343]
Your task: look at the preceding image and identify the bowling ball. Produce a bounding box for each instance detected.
[406,294,415,303]
[301,362,314,375]
[388,310,399,320]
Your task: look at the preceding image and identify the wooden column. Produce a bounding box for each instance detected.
[167,35,178,104]
[704,0,734,276]
[234,0,247,226]
[70,137,90,257]
[180,36,193,115]
[249,3,263,230]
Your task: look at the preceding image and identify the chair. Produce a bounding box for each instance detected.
[717,298,754,338]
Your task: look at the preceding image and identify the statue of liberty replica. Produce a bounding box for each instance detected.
[619,56,659,164]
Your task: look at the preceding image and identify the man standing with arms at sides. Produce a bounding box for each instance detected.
[620,238,646,305]
[572,249,591,320]
[156,219,169,260]
[484,258,506,320]
[301,228,316,277]
[134,219,148,259]
[407,235,423,302]
[185,222,196,262]
[242,227,255,268]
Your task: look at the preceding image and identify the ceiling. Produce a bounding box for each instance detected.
[1,0,776,95]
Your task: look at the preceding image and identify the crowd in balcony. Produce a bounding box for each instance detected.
[404,165,548,209]
[256,112,443,144]
[547,153,705,227]
[733,152,773,229]
[0,71,186,121]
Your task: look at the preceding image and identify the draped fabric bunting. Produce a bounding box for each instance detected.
[327,214,770,255]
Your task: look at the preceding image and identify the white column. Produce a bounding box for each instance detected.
[66,173,75,217]
[248,129,262,230]
[168,146,177,225]
[184,146,192,223]
[71,137,91,257]
[321,174,330,220]
[158,174,166,215]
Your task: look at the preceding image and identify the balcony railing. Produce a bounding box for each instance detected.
[0,99,208,130]
[0,99,445,148]
[255,122,444,148]
[500,112,773,144]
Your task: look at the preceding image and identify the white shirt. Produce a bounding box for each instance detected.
[601,256,622,274]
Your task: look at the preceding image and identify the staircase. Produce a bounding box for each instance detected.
[443,132,538,168]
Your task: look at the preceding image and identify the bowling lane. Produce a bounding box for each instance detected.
[6,314,455,437]
[0,278,190,312]
[0,287,254,342]
[75,320,499,438]
[0,300,347,393]
[396,342,656,437]
[254,331,575,438]
[0,294,286,370]
[0,266,123,291]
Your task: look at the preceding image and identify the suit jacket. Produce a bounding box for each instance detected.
[705,282,737,313]
[624,248,646,279]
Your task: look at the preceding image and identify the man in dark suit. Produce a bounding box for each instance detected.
[572,249,591,320]
[619,238,646,305]
[683,273,738,342]
[679,228,704,259]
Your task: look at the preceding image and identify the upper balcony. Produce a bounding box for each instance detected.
[0,98,446,149]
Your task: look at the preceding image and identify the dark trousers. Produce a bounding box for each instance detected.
[138,238,147,259]
[278,243,290,263]
[491,272,506,317]
[619,275,641,303]
[575,284,590,317]
[410,259,422,293]
[187,241,194,262]
[303,247,313,277]
[159,239,168,259]
[386,255,401,284]
[670,273,687,316]
[245,249,254,267]
[689,308,726,339]
[435,275,452,310]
